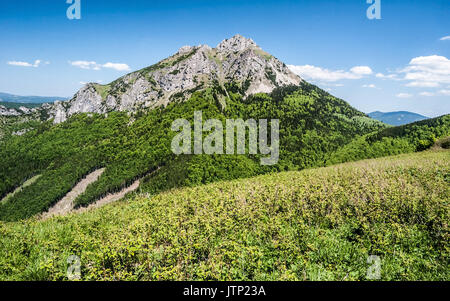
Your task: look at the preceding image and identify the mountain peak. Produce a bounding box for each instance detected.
[216,34,257,52]
[47,35,302,123]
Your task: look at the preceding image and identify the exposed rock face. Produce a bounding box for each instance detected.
[50,35,302,123]
[1,105,17,117]
[50,102,68,124]
[0,105,23,117]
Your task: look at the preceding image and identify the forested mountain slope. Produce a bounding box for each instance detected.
[0,83,387,221]
[327,115,450,165]
[1,34,448,222]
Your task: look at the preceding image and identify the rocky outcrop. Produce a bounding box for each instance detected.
[0,105,21,117]
[49,35,303,124]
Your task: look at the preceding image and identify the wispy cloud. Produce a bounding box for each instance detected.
[405,81,439,88]
[71,61,101,70]
[288,64,372,82]
[375,73,399,80]
[396,93,413,98]
[70,61,131,71]
[362,84,376,88]
[7,60,43,68]
[440,36,450,41]
[320,83,345,87]
[419,90,450,97]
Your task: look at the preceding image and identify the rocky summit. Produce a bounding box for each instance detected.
[47,35,302,123]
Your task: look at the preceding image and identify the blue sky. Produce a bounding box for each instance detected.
[0,0,449,117]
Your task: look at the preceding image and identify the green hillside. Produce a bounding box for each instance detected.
[327,115,450,165]
[0,149,448,281]
[0,83,390,221]
[1,83,449,222]
[0,115,41,142]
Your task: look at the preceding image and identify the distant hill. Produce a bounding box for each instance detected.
[0,92,68,104]
[368,111,429,126]
[0,102,42,109]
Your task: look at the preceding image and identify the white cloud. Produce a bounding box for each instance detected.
[102,62,130,71]
[376,73,399,79]
[8,61,33,67]
[405,81,439,88]
[399,55,450,88]
[440,36,450,41]
[350,66,373,75]
[288,64,373,82]
[7,60,42,68]
[419,90,450,97]
[70,61,130,71]
[320,83,344,87]
[376,55,450,90]
[70,61,99,70]
[362,84,376,88]
[396,93,413,98]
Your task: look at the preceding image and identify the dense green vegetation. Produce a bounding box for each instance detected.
[1,175,41,204]
[0,83,380,221]
[0,150,448,281]
[327,115,450,165]
[0,115,41,142]
[0,83,448,222]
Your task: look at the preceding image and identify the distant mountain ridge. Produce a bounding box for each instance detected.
[368,111,429,126]
[0,92,68,104]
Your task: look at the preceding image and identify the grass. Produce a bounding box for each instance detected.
[0,150,448,281]
[93,84,112,101]
[254,48,273,61]
[0,175,42,204]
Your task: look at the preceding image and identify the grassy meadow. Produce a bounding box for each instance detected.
[0,149,448,281]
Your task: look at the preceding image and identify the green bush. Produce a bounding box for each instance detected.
[0,150,448,281]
